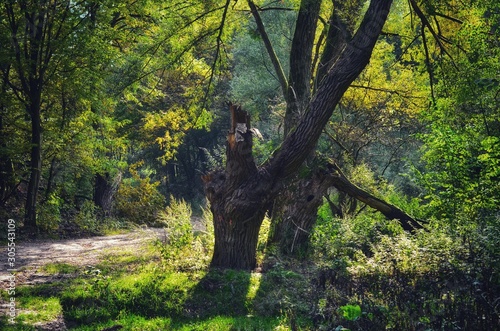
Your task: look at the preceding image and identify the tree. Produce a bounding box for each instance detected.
[0,0,218,231]
[417,0,500,231]
[203,0,399,269]
[0,1,82,232]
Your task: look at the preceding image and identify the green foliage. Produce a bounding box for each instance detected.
[414,0,500,233]
[339,304,362,321]
[156,197,213,271]
[73,200,99,233]
[114,162,165,225]
[37,193,63,233]
[229,1,294,116]
[311,209,499,330]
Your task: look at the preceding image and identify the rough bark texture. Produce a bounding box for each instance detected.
[270,171,334,255]
[270,0,361,251]
[266,0,393,179]
[204,0,394,269]
[316,0,363,88]
[284,0,322,136]
[203,104,272,269]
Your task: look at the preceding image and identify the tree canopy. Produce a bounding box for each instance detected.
[1,0,499,329]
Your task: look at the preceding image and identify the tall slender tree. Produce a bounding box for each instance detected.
[1,1,78,232]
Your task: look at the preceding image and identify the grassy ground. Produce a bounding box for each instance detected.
[1,240,316,330]
[4,200,496,330]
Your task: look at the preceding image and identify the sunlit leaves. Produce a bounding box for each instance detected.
[416,0,500,230]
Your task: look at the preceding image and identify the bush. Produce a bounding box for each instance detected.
[73,200,99,233]
[37,193,63,233]
[114,162,165,225]
[156,197,213,271]
[312,212,500,330]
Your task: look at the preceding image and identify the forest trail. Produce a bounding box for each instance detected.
[0,227,166,289]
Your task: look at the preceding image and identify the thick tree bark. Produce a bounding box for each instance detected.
[270,171,334,255]
[266,0,393,178]
[315,0,363,87]
[203,104,271,269]
[266,0,367,255]
[204,0,394,269]
[284,0,322,136]
[269,0,328,250]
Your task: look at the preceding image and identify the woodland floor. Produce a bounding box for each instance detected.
[0,226,168,330]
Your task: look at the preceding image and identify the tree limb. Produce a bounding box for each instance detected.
[325,162,423,232]
[408,0,457,68]
[266,0,394,178]
[247,0,288,95]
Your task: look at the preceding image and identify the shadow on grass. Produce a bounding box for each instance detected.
[56,267,277,330]
[182,268,252,318]
[2,262,312,330]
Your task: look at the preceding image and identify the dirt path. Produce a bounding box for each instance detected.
[0,227,166,288]
[0,227,167,330]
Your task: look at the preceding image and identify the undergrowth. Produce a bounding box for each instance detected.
[2,197,498,330]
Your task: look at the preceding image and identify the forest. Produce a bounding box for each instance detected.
[0,0,499,330]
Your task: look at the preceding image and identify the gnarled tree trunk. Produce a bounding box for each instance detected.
[204,0,395,269]
[270,172,334,255]
[203,104,272,269]
[270,162,423,255]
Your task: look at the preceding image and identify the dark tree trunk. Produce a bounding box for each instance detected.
[94,172,120,216]
[203,104,271,269]
[205,0,394,269]
[269,0,323,252]
[24,103,42,233]
[284,0,322,136]
[6,2,53,234]
[209,191,267,269]
[270,173,333,255]
[93,173,114,215]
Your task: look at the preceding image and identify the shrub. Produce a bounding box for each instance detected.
[114,162,164,225]
[73,200,99,233]
[156,197,213,271]
[312,212,500,330]
[37,193,63,233]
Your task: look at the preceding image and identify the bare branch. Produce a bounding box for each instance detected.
[247,0,288,95]
[408,0,458,68]
[203,0,232,108]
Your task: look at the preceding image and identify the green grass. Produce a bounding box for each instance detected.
[5,268,313,330]
[40,263,79,274]
[15,297,62,324]
[66,315,286,331]
[0,209,315,331]
[1,246,314,330]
